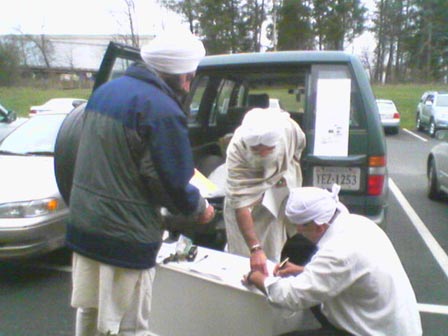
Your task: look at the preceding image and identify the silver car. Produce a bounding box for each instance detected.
[427,130,448,200]
[0,112,69,259]
[416,91,448,137]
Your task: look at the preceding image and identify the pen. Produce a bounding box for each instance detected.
[278,257,289,269]
[195,254,209,263]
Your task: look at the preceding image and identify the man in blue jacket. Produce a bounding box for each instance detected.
[67,28,215,336]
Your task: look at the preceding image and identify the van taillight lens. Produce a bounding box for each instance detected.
[368,156,386,196]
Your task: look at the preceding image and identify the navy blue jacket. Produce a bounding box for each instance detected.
[66,63,204,269]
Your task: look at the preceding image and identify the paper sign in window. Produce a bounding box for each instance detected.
[313,78,351,157]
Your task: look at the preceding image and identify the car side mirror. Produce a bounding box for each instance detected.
[7,110,17,122]
[425,101,433,106]
[72,101,86,108]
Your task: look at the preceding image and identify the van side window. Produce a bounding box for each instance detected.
[210,79,238,126]
[188,76,210,126]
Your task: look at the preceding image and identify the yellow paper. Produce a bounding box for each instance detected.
[190,169,220,198]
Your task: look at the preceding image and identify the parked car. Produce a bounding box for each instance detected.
[376,99,400,134]
[0,112,69,259]
[0,102,27,141]
[55,42,388,252]
[416,91,448,137]
[427,130,448,200]
[29,97,87,116]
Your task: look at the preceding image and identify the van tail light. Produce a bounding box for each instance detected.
[367,156,386,196]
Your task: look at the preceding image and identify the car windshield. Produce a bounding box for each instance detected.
[436,95,448,107]
[377,101,396,111]
[0,114,66,155]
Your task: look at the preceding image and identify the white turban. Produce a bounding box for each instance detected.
[240,108,289,147]
[285,184,343,225]
[140,28,206,74]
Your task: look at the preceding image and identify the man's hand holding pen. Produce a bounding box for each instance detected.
[243,257,305,293]
[273,258,304,277]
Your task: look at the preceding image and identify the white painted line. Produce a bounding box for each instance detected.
[389,178,448,279]
[418,303,448,315]
[403,128,428,142]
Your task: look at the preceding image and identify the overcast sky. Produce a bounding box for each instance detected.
[1,0,183,35]
[1,0,375,54]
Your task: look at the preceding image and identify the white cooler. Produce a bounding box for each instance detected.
[149,243,319,336]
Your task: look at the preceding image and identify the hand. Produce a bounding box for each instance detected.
[242,270,267,294]
[250,249,268,276]
[242,270,254,286]
[197,203,215,224]
[273,261,304,277]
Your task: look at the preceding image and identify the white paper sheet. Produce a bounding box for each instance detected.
[313,78,351,157]
[261,186,289,218]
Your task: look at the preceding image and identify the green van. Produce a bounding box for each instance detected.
[55,43,388,250]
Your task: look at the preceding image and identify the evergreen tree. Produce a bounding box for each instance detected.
[276,0,314,50]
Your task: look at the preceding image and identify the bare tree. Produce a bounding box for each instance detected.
[123,0,140,47]
[15,32,55,68]
[359,47,373,79]
[112,0,141,48]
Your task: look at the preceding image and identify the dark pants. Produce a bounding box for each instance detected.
[280,306,353,336]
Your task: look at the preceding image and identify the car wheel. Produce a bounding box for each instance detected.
[416,115,423,131]
[391,127,399,135]
[429,119,436,137]
[428,159,441,200]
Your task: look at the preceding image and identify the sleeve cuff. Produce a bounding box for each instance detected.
[263,275,281,294]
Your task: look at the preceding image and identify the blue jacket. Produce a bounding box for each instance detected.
[66,63,205,269]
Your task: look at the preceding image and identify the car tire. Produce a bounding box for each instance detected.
[416,114,423,131]
[391,127,399,135]
[428,159,441,200]
[429,119,437,137]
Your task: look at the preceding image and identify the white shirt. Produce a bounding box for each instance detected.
[264,213,422,336]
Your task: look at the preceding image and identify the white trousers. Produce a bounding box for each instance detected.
[71,253,156,336]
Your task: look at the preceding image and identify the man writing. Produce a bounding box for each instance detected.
[244,185,422,336]
[67,28,214,336]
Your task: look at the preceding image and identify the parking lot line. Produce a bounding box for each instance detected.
[389,178,448,279]
[418,303,448,315]
[403,128,428,142]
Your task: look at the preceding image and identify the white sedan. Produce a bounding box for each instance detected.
[0,112,69,259]
[29,97,87,116]
[376,99,400,134]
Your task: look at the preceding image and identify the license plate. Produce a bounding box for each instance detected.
[313,167,361,190]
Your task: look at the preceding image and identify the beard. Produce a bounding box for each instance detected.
[161,75,189,103]
[247,145,283,173]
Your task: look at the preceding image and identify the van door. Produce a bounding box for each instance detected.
[302,64,371,215]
